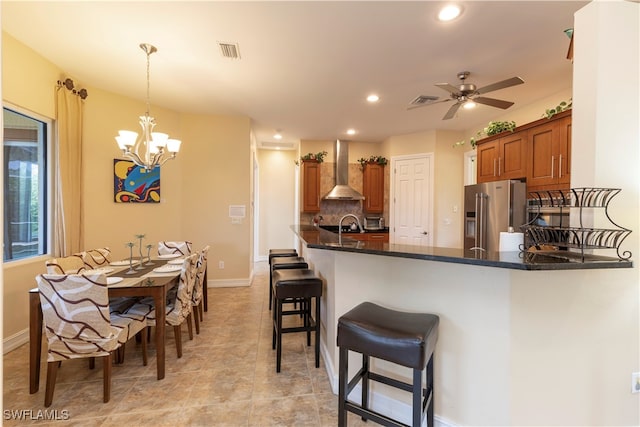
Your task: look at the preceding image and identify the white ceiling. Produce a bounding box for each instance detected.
[1,1,586,147]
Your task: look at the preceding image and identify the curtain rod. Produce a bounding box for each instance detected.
[57,78,88,100]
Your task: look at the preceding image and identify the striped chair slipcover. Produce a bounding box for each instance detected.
[36,272,148,407]
[78,247,112,269]
[192,245,210,334]
[128,253,198,358]
[157,241,192,256]
[45,255,85,274]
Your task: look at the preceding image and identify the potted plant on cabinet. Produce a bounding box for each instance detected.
[357,155,388,170]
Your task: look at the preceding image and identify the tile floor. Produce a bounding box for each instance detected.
[3,262,370,426]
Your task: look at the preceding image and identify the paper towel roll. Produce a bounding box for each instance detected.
[499,231,524,251]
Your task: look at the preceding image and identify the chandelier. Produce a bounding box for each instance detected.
[115,43,181,170]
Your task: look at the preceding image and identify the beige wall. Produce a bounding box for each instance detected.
[2,32,253,340]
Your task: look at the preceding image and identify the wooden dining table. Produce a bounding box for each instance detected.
[29,259,181,394]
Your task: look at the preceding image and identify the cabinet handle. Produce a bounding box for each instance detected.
[551,156,555,179]
[498,157,502,176]
[559,155,563,178]
[493,158,497,177]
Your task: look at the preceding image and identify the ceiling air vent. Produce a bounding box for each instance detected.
[218,42,241,59]
[409,95,439,106]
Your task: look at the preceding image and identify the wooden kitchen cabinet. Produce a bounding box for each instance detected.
[527,113,571,191]
[301,160,321,212]
[476,110,572,192]
[345,232,389,243]
[362,163,385,213]
[476,131,527,183]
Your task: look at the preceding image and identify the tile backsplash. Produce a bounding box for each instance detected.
[300,162,389,226]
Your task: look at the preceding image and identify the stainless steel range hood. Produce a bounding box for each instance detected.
[323,140,365,200]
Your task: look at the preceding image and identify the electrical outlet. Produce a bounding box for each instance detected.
[632,372,640,394]
[218,261,224,269]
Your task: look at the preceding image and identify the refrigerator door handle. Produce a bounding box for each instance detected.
[471,193,486,252]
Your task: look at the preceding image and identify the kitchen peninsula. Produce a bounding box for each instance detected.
[292,225,634,426]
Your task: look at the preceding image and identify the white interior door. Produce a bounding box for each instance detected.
[391,153,433,246]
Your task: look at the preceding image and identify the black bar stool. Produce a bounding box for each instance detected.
[268,248,298,265]
[271,268,322,373]
[269,256,307,310]
[337,302,439,427]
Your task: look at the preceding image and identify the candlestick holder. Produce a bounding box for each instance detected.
[125,242,136,275]
[135,234,146,270]
[145,244,154,266]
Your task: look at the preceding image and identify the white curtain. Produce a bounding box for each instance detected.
[54,81,85,256]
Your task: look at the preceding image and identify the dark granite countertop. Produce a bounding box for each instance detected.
[292,225,633,271]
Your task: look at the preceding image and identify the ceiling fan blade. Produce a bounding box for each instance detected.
[434,83,460,94]
[474,97,515,109]
[406,98,451,110]
[443,102,461,120]
[475,77,524,95]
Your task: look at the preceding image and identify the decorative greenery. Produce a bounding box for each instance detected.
[543,99,572,119]
[453,120,517,149]
[297,151,328,165]
[357,155,388,169]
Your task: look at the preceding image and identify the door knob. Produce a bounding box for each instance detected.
[422,231,428,235]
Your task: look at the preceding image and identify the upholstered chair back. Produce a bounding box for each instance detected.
[79,247,112,269]
[158,241,192,256]
[192,245,210,306]
[36,273,123,361]
[166,253,198,324]
[45,255,86,275]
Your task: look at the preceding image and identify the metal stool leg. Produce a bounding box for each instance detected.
[338,346,348,427]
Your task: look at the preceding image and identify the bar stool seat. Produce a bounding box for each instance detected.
[272,269,322,373]
[268,249,298,265]
[337,302,439,427]
[269,256,308,310]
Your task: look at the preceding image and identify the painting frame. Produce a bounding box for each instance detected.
[113,159,161,203]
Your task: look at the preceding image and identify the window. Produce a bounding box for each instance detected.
[3,107,50,262]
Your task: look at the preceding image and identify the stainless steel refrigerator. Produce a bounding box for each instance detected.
[464,180,527,252]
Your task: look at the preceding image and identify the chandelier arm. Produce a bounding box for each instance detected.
[157,152,177,167]
[122,151,146,169]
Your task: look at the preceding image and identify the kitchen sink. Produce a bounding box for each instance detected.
[319,225,364,234]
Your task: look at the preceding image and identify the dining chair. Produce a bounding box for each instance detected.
[45,255,85,274]
[128,253,198,358]
[78,247,112,269]
[192,245,210,334]
[157,241,192,256]
[36,272,148,407]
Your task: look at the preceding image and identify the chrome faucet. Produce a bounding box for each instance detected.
[338,214,363,239]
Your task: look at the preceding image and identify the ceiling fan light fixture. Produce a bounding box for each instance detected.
[438,4,462,22]
[463,100,476,109]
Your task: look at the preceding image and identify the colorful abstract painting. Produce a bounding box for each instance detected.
[113,159,160,203]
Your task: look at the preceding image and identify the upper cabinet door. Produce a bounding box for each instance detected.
[499,131,527,179]
[477,140,499,183]
[527,121,561,188]
[363,163,384,213]
[302,160,321,213]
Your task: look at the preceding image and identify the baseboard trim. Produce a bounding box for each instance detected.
[206,278,250,288]
[4,328,29,354]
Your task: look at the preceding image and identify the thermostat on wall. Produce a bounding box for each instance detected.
[229,205,246,224]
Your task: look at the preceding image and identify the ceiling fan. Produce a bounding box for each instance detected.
[408,71,525,120]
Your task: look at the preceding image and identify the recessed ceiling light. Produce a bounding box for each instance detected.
[366,94,380,103]
[438,4,462,22]
[347,129,356,135]
[273,132,282,140]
